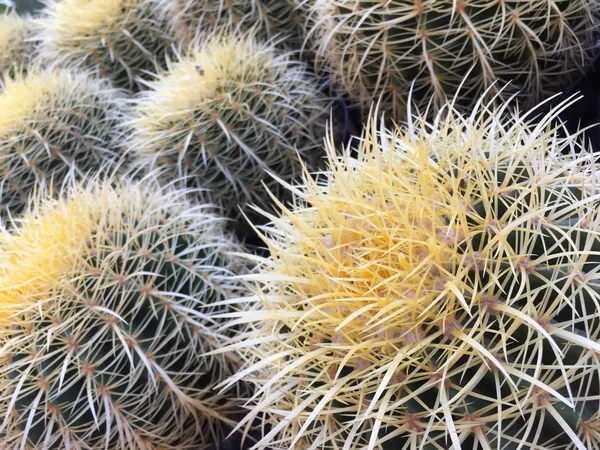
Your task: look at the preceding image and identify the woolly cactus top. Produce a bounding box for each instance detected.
[222,98,600,449]
[0,12,36,76]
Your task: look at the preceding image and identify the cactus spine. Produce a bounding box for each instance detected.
[0,11,37,78]
[0,176,247,449]
[38,0,175,92]
[218,95,600,449]
[309,0,600,119]
[0,67,125,225]
[128,34,333,224]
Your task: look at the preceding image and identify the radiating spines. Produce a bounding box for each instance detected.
[128,33,333,224]
[217,94,600,449]
[0,66,126,225]
[37,0,175,92]
[309,0,600,120]
[0,11,37,78]
[0,175,248,449]
[152,0,306,53]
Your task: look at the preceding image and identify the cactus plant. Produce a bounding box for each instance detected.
[0,11,37,78]
[37,0,175,92]
[0,66,125,225]
[128,34,333,224]
[0,175,247,449]
[217,94,600,449]
[308,0,600,120]
[152,0,306,54]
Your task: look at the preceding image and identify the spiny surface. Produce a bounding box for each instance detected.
[0,12,37,78]
[221,99,600,449]
[0,67,124,225]
[0,179,247,449]
[310,0,600,119]
[129,35,332,223]
[152,0,306,53]
[38,0,174,92]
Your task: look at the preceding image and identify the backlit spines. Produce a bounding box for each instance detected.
[0,177,248,449]
[128,34,333,223]
[0,12,37,78]
[309,0,600,120]
[217,95,600,449]
[0,67,125,225]
[38,0,175,92]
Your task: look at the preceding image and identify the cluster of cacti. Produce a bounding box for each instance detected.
[218,97,600,449]
[0,66,124,225]
[37,0,175,92]
[308,0,600,119]
[152,0,306,53]
[0,176,247,449]
[0,11,37,78]
[128,34,333,224]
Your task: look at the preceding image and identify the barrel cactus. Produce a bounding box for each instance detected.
[0,11,37,78]
[128,34,333,224]
[0,176,247,449]
[218,94,600,449]
[0,66,125,225]
[37,0,175,92]
[152,0,306,53]
[309,0,600,120]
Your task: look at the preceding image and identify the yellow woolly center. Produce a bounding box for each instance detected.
[0,14,26,55]
[45,0,132,40]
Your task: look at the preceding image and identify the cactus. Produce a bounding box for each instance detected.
[0,66,125,225]
[217,94,600,449]
[128,34,333,224]
[0,11,37,78]
[152,0,306,54]
[309,0,600,120]
[37,0,175,92]
[0,176,247,449]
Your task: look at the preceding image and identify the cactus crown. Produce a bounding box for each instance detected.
[0,12,36,76]
[221,97,600,449]
[130,33,331,223]
[0,177,246,449]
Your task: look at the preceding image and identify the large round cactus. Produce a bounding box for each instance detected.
[0,11,36,78]
[0,66,124,225]
[0,176,247,449]
[218,95,600,449]
[152,0,306,53]
[128,33,333,224]
[309,0,600,120]
[37,0,174,92]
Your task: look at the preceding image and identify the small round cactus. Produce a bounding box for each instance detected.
[0,11,37,78]
[37,0,175,92]
[152,0,306,53]
[0,66,124,224]
[309,0,600,119]
[219,95,600,449]
[0,176,247,449]
[128,34,333,224]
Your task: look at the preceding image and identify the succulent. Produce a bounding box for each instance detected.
[0,176,248,449]
[128,34,333,224]
[308,0,600,120]
[0,66,125,225]
[0,11,37,78]
[152,0,306,54]
[218,95,600,449]
[37,0,175,92]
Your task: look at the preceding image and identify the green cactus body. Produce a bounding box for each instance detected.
[129,34,332,224]
[310,0,600,120]
[0,12,37,79]
[0,67,125,225]
[153,0,306,53]
[218,95,600,449]
[38,0,174,92]
[0,178,246,449]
